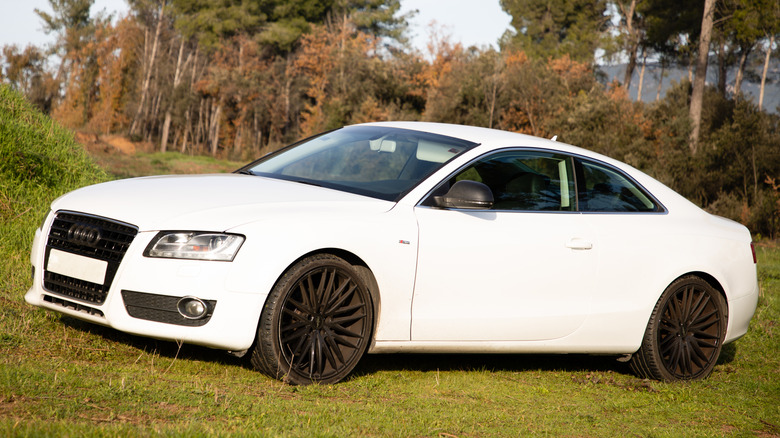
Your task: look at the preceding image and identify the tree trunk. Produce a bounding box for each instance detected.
[181,107,191,153]
[689,0,716,154]
[210,100,222,156]
[656,58,666,101]
[636,48,646,101]
[161,40,191,152]
[717,39,727,95]
[196,98,206,150]
[734,45,751,99]
[488,77,497,128]
[759,34,775,110]
[130,0,165,137]
[620,0,639,89]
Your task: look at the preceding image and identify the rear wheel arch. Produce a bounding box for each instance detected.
[681,271,729,318]
[630,273,728,381]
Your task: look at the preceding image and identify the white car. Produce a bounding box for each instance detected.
[26,122,759,384]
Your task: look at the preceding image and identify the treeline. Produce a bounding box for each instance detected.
[1,0,780,236]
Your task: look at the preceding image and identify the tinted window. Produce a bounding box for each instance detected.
[578,159,658,212]
[449,151,576,211]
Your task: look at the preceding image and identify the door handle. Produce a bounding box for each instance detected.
[566,238,593,250]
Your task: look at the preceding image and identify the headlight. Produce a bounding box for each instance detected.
[144,232,245,261]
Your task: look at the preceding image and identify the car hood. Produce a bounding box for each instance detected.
[50,174,394,231]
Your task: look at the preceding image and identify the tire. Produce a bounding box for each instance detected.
[250,254,374,385]
[630,276,727,381]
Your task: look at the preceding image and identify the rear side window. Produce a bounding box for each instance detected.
[577,159,659,212]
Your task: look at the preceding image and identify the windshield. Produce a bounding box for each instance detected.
[241,126,478,201]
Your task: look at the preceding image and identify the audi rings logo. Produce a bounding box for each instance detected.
[67,223,102,246]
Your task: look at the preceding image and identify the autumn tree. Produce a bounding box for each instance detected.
[35,0,94,81]
[0,45,58,113]
[35,0,99,125]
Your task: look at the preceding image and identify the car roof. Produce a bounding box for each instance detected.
[358,121,607,163]
[358,121,702,215]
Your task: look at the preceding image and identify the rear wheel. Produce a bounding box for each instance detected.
[251,254,374,385]
[630,276,727,381]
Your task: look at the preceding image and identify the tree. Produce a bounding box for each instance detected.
[639,0,702,73]
[172,0,264,51]
[0,45,58,113]
[724,0,764,97]
[128,0,167,137]
[332,0,411,47]
[500,0,609,63]
[689,0,716,153]
[35,0,95,84]
[757,1,780,109]
[612,0,647,89]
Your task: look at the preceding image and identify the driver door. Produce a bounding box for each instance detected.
[411,150,596,341]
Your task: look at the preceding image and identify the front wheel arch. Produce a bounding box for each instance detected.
[279,248,381,327]
[251,250,379,384]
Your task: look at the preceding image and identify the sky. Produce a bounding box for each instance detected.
[0,0,512,53]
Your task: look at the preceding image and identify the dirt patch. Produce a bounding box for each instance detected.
[100,135,137,155]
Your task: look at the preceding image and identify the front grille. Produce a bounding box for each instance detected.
[43,211,138,304]
[43,294,104,317]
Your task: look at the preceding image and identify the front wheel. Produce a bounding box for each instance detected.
[630,276,727,381]
[250,254,374,385]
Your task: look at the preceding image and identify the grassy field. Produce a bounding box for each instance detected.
[1,85,778,436]
[1,248,778,437]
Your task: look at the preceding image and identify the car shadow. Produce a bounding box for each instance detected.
[57,315,740,381]
[353,352,632,379]
[58,315,245,368]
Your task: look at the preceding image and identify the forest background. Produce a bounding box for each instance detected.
[2,0,780,236]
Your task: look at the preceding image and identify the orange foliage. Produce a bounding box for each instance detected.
[295,20,379,136]
[548,54,591,96]
[51,16,138,133]
[88,16,137,134]
[503,50,528,69]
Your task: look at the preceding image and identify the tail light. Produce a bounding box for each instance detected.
[751,242,757,264]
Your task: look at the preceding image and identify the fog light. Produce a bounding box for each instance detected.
[177,297,208,320]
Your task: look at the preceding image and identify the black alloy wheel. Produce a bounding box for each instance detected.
[251,254,374,385]
[630,276,727,381]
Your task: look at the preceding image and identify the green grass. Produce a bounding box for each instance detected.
[90,149,243,180]
[0,85,778,436]
[0,85,108,311]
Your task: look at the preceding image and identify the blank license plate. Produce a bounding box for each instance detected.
[47,249,108,285]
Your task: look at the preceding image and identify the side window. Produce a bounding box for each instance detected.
[578,159,658,212]
[451,151,576,211]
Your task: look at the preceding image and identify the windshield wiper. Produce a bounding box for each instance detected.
[235,169,255,175]
[289,178,324,188]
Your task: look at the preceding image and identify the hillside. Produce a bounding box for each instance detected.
[0,84,108,295]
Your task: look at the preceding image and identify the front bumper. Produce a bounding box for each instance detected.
[26,213,266,352]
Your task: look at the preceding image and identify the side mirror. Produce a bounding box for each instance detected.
[433,180,494,210]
